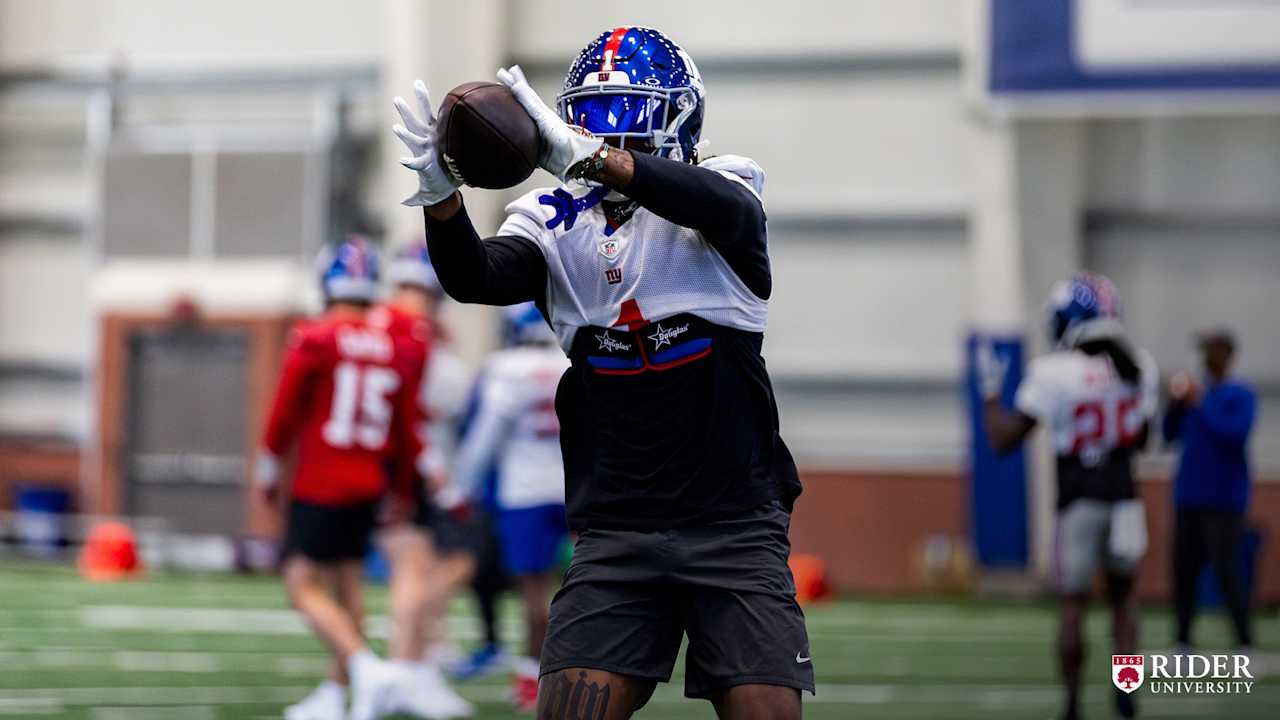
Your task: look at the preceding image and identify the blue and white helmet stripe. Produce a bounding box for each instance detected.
[503,301,556,345]
[386,240,441,294]
[317,235,380,303]
[558,26,706,162]
[1047,271,1124,349]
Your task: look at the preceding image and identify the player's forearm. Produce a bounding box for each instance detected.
[421,201,545,305]
[605,150,763,243]
[424,192,462,221]
[983,399,1034,455]
[592,149,772,297]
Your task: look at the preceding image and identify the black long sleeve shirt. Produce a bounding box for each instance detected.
[423,152,798,531]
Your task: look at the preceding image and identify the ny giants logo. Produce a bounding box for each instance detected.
[604,268,623,285]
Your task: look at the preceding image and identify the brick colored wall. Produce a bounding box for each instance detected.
[789,469,1280,604]
[0,439,81,510]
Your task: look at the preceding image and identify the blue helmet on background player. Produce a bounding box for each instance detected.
[1046,272,1125,350]
[503,301,556,346]
[558,26,705,163]
[386,239,442,296]
[316,235,379,303]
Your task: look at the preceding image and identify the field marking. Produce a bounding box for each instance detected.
[0,697,63,715]
[79,605,522,641]
[91,707,216,720]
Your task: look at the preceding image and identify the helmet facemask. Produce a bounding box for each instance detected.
[557,83,702,163]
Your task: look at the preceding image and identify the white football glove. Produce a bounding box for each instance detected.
[392,79,461,206]
[497,65,603,182]
[975,340,1011,401]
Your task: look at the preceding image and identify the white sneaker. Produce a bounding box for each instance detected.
[386,661,474,719]
[347,650,398,720]
[284,680,346,720]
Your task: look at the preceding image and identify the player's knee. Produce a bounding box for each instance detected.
[537,668,651,719]
[712,684,801,720]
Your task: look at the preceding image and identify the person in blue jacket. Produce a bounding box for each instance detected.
[1164,328,1256,650]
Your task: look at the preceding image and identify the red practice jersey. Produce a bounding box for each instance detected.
[366,303,434,472]
[367,303,432,366]
[261,311,426,506]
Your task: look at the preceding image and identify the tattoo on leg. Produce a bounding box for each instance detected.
[540,671,613,720]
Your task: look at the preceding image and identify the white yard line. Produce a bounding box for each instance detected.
[78,605,523,641]
[0,697,63,716]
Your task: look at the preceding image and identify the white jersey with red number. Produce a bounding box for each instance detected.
[452,344,570,509]
[1015,348,1159,465]
[497,155,769,353]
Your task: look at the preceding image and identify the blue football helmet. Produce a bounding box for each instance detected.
[503,301,556,345]
[558,26,705,162]
[317,235,380,303]
[386,239,442,295]
[1046,272,1124,349]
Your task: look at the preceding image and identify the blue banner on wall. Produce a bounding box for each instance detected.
[966,333,1029,568]
[989,0,1280,96]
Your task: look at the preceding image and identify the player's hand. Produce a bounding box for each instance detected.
[379,492,417,526]
[1169,371,1202,406]
[975,340,1011,401]
[393,79,461,206]
[254,452,282,508]
[433,484,473,523]
[497,65,603,182]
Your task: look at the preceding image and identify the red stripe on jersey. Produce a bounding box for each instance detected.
[600,27,629,72]
[612,298,647,330]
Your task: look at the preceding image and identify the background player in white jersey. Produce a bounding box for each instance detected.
[980,272,1157,720]
[368,243,473,718]
[394,25,810,719]
[453,302,571,712]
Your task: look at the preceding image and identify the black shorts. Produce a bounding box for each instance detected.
[541,502,814,701]
[416,499,483,555]
[282,500,377,563]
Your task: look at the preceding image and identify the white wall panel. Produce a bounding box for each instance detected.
[510,0,963,59]
[0,0,380,70]
[0,236,89,364]
[765,235,968,378]
[1086,118,1280,213]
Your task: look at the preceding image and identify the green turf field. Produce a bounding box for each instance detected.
[0,562,1272,719]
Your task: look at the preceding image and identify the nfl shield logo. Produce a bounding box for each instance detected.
[1112,655,1144,693]
[599,239,621,260]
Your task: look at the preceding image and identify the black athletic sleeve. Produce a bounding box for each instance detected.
[421,202,547,306]
[624,151,771,299]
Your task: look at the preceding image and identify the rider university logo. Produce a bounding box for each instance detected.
[1113,655,1145,693]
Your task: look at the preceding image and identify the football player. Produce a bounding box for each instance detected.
[255,237,424,720]
[979,273,1158,720]
[452,302,571,711]
[393,26,811,719]
[367,242,473,718]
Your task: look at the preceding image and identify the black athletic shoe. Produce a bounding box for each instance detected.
[1115,688,1136,718]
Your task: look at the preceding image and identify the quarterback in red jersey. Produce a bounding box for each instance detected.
[255,237,425,720]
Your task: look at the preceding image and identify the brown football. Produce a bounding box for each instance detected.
[436,81,541,189]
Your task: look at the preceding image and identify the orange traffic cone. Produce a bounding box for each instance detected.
[789,553,832,606]
[79,521,142,581]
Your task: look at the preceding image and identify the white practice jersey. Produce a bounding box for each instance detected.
[1015,348,1159,465]
[421,346,470,477]
[497,155,770,352]
[452,344,570,509]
